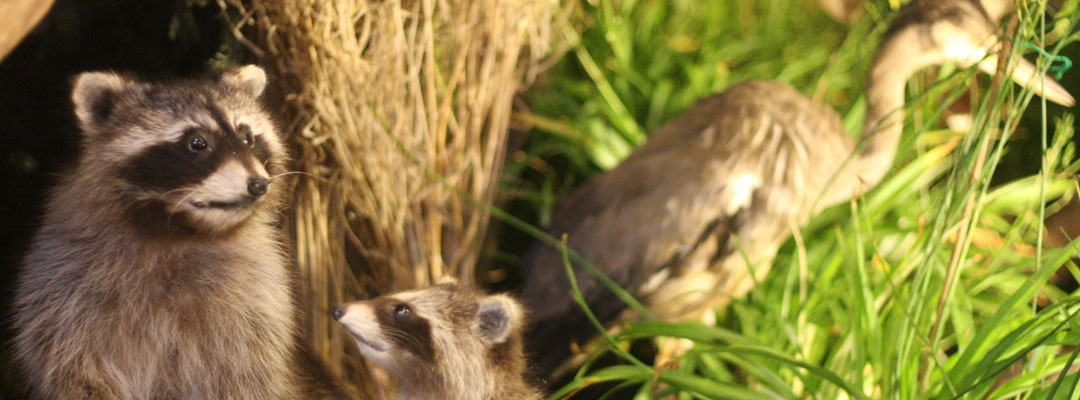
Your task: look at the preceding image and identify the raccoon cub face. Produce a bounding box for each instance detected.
[332,283,524,375]
[70,65,288,236]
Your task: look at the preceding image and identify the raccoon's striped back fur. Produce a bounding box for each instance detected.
[13,66,343,399]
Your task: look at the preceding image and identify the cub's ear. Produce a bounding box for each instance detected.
[72,71,127,130]
[221,65,267,98]
[474,294,524,346]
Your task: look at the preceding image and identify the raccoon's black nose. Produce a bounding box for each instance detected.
[248,177,270,197]
[331,304,345,321]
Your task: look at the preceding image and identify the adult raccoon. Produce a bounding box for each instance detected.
[13,66,345,399]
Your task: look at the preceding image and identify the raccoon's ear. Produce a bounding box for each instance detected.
[221,65,267,98]
[72,71,127,129]
[474,294,524,346]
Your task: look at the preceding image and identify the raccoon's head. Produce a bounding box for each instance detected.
[332,283,527,387]
[70,65,288,237]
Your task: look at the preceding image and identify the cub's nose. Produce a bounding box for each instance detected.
[248,177,270,197]
[331,304,345,321]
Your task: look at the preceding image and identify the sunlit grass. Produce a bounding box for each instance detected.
[501,0,1080,398]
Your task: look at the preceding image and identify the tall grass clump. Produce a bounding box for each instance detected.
[219,0,555,395]
[507,0,1080,398]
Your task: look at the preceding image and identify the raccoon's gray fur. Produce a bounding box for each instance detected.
[13,66,344,399]
[332,281,542,400]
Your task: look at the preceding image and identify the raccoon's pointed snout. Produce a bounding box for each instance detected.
[331,304,345,321]
[248,177,269,197]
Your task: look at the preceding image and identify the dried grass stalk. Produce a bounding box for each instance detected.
[221,0,554,393]
[0,0,55,61]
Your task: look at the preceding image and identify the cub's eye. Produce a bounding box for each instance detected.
[188,136,208,152]
[393,303,411,321]
[238,124,254,147]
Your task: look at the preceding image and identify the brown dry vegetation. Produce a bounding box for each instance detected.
[219,0,556,394]
[0,0,55,61]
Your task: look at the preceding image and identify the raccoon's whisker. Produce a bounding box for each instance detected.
[159,187,194,198]
[383,327,426,351]
[168,189,199,213]
[381,328,412,343]
[269,170,326,183]
[167,189,201,227]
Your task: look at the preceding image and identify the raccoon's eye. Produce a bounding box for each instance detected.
[188,136,208,152]
[393,303,411,321]
[238,124,254,147]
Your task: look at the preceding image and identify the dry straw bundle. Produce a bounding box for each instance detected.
[220,0,554,392]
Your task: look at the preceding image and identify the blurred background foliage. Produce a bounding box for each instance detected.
[500,0,868,227]
[488,0,1080,398]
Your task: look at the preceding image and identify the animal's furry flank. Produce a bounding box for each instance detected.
[13,66,346,399]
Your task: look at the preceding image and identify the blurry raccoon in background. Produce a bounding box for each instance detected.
[333,282,543,400]
[13,65,347,399]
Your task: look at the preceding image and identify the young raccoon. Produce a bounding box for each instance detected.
[332,282,542,400]
[13,66,344,399]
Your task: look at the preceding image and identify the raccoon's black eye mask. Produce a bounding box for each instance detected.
[373,299,435,362]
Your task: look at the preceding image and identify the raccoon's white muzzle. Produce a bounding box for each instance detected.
[179,159,271,232]
[332,303,392,356]
[189,160,269,209]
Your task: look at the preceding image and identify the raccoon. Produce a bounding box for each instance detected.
[332,282,542,400]
[13,66,344,399]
